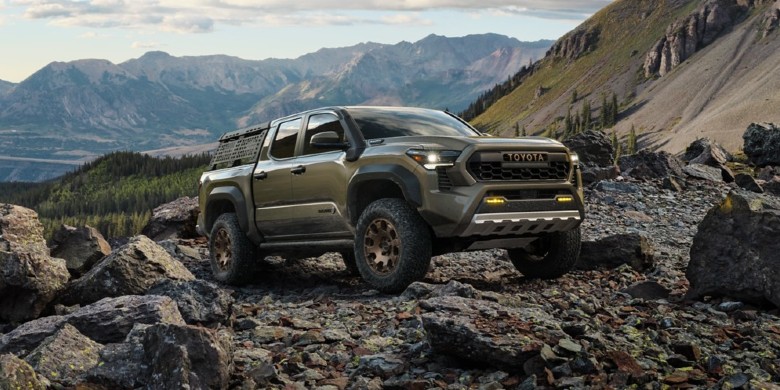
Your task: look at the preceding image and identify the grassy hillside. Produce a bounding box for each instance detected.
[471,0,699,136]
[0,151,209,239]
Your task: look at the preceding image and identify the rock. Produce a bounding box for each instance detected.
[757,165,778,181]
[355,354,407,378]
[621,281,671,300]
[0,353,46,390]
[764,177,780,196]
[644,0,749,77]
[594,181,641,193]
[734,173,763,193]
[683,163,726,182]
[66,295,185,344]
[548,26,600,60]
[743,122,780,167]
[577,233,654,271]
[0,204,70,323]
[581,165,621,184]
[562,130,615,167]
[0,315,67,356]
[618,151,685,180]
[60,235,195,305]
[142,323,232,390]
[420,296,560,370]
[662,176,686,192]
[684,138,732,167]
[687,190,780,307]
[49,224,111,277]
[85,330,147,389]
[400,280,480,300]
[24,323,103,387]
[147,279,234,328]
[141,196,200,241]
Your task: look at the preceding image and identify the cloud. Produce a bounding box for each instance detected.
[11,1,612,32]
[131,41,161,49]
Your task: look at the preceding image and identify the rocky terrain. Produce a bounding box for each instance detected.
[2,126,780,389]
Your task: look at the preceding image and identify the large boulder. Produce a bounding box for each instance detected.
[577,233,655,271]
[562,130,615,167]
[24,324,103,387]
[59,235,195,306]
[147,279,235,328]
[0,295,185,355]
[683,163,728,182]
[66,295,186,344]
[0,353,46,390]
[141,196,200,241]
[743,122,780,167]
[618,151,685,180]
[49,224,111,277]
[0,204,70,323]
[142,323,232,390]
[420,296,563,370]
[687,190,780,307]
[0,315,67,356]
[683,138,732,167]
[86,323,231,390]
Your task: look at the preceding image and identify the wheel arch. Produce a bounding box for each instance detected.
[347,165,422,225]
[204,186,248,233]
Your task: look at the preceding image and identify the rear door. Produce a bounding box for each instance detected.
[289,112,353,237]
[253,117,302,237]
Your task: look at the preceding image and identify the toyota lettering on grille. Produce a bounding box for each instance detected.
[502,152,548,163]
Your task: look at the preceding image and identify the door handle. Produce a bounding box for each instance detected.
[291,165,306,175]
[253,171,267,180]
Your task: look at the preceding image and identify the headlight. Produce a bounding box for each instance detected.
[569,152,580,166]
[406,149,461,170]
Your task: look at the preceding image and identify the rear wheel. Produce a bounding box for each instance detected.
[508,227,581,279]
[355,198,432,293]
[209,213,258,285]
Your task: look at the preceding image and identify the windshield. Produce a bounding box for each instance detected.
[347,107,481,140]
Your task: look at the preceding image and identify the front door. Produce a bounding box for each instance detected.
[253,117,301,238]
[289,112,352,237]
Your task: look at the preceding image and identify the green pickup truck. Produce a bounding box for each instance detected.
[197,106,584,292]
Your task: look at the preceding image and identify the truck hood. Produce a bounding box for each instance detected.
[378,135,569,153]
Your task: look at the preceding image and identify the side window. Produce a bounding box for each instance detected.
[270,118,302,159]
[302,113,346,156]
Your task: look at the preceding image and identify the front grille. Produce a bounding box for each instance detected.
[468,161,570,181]
[436,167,453,191]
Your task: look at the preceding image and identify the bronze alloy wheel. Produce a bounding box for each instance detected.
[213,228,233,272]
[363,218,401,274]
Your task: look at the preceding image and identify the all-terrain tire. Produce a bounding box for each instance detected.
[209,212,258,285]
[355,198,432,293]
[508,227,581,279]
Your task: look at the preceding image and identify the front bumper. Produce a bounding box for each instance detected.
[416,142,585,239]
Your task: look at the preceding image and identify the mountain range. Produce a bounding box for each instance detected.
[0,33,551,182]
[472,0,780,153]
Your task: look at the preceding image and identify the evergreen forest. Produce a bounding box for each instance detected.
[0,151,210,239]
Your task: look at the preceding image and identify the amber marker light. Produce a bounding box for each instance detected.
[485,197,506,206]
[556,195,574,203]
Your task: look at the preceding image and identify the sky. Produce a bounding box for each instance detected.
[0,0,612,83]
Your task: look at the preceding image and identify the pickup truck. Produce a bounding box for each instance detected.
[197,106,584,292]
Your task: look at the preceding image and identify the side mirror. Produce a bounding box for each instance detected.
[310,131,349,150]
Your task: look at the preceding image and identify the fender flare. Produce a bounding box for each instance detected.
[206,186,249,232]
[347,164,422,220]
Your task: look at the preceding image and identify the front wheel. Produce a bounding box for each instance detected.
[355,199,432,293]
[508,227,581,279]
[209,213,258,285]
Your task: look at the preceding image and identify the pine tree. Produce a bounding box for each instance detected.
[600,94,609,130]
[581,100,592,132]
[514,122,520,137]
[610,93,619,125]
[571,89,578,104]
[521,125,527,137]
[628,125,638,154]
